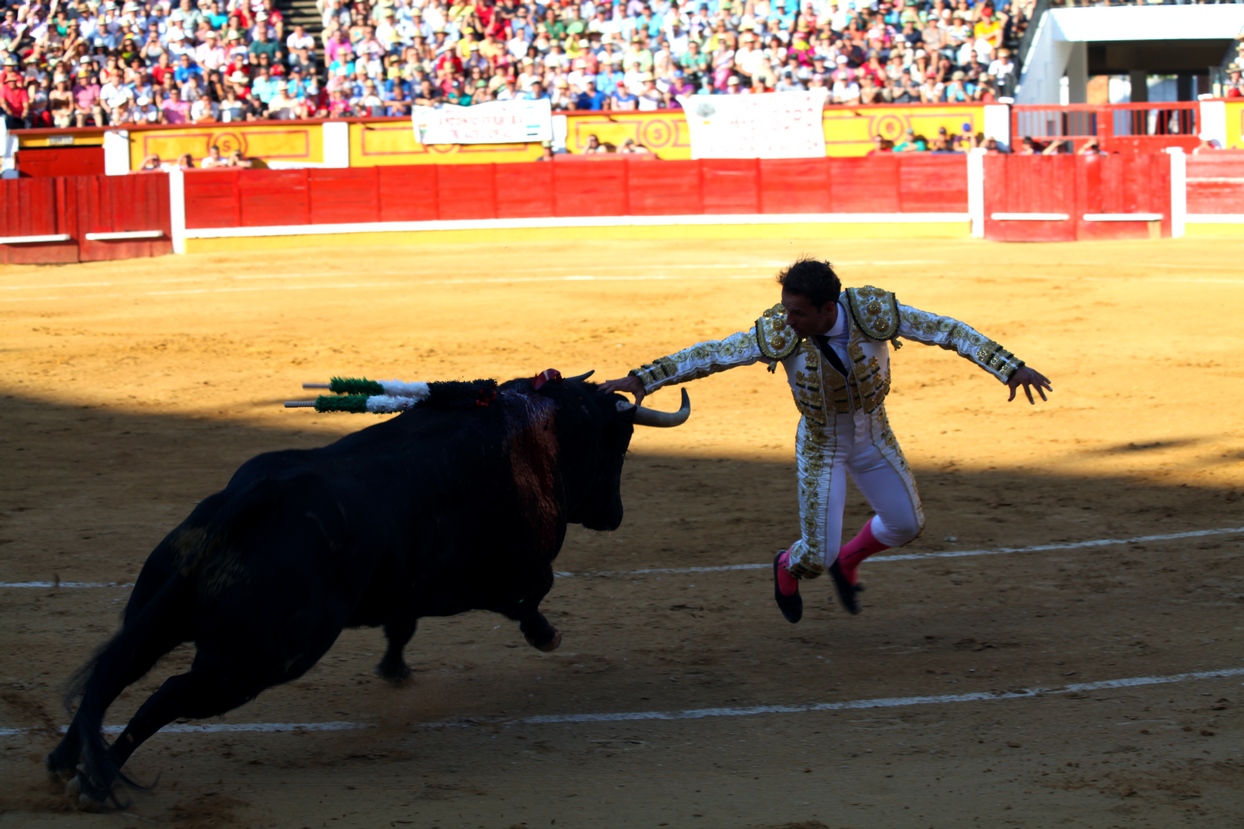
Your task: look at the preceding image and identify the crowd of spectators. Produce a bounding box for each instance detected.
[0,0,1035,131]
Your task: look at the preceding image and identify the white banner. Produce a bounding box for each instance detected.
[676,90,829,159]
[411,99,553,145]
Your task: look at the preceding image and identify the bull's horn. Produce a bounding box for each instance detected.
[564,370,595,383]
[618,388,691,428]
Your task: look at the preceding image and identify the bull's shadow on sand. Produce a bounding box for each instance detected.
[2,389,1242,810]
[1,388,1236,586]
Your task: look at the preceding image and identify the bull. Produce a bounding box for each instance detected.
[46,372,690,808]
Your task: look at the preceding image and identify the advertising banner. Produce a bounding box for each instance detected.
[412,99,553,146]
[676,90,829,159]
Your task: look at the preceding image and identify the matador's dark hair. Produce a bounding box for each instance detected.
[776,257,841,309]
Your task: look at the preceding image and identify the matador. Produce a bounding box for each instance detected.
[602,258,1052,623]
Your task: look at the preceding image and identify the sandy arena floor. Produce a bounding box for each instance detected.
[0,236,1242,828]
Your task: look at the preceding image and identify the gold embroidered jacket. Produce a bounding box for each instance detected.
[629,286,1024,425]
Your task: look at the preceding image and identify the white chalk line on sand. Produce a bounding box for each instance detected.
[0,261,944,294]
[4,265,1240,303]
[2,666,1241,738]
[3,525,1242,590]
[559,524,1244,578]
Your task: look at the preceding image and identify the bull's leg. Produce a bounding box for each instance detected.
[376,617,417,683]
[68,669,263,809]
[503,562,560,652]
[518,611,561,652]
[48,606,189,782]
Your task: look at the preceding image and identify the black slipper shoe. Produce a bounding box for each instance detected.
[773,552,803,624]
[828,559,861,615]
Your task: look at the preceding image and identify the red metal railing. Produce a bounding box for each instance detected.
[1011,103,1200,154]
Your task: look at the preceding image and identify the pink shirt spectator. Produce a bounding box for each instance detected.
[74,81,101,110]
[161,96,191,124]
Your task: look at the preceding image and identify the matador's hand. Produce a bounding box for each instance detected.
[1007,366,1052,405]
[600,375,647,406]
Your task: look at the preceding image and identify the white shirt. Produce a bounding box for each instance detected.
[819,300,851,371]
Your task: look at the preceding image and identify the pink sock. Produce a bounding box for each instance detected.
[837,519,889,586]
[776,550,800,596]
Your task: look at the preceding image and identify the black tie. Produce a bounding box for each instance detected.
[813,335,850,378]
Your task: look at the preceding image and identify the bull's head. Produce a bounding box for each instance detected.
[547,372,690,532]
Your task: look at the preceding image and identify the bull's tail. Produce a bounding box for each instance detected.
[52,570,193,808]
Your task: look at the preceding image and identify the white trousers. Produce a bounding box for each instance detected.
[785,406,924,578]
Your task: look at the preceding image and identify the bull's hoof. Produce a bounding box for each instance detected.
[46,747,78,782]
[375,658,411,685]
[46,755,75,786]
[528,629,562,653]
[66,773,107,812]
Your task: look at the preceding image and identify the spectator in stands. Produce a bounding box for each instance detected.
[287,24,315,68]
[49,75,73,127]
[1226,65,1242,99]
[227,148,252,168]
[218,85,246,122]
[1192,134,1223,154]
[201,143,227,168]
[72,69,103,127]
[3,0,1044,141]
[99,70,133,125]
[161,87,191,124]
[177,152,195,170]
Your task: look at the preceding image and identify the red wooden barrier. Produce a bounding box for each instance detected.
[983,154,1077,242]
[74,173,172,261]
[983,154,1172,242]
[701,159,760,214]
[1186,152,1244,215]
[626,159,701,216]
[0,174,171,263]
[15,147,106,178]
[496,162,553,218]
[0,177,78,264]
[377,166,438,222]
[760,158,831,214]
[239,170,310,227]
[828,157,900,213]
[1075,153,1171,240]
[899,155,967,212]
[178,156,971,231]
[185,169,242,228]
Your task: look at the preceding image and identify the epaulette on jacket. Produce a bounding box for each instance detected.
[844,286,903,348]
[754,303,799,367]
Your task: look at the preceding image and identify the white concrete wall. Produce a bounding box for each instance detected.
[1017,6,1244,105]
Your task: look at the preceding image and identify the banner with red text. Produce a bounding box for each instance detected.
[676,90,829,159]
[411,99,553,146]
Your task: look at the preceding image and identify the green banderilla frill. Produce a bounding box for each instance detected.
[314,394,373,413]
[328,377,385,396]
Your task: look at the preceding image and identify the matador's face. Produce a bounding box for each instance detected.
[781,289,838,340]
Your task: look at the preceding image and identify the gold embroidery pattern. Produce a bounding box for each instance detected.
[975,341,1022,381]
[755,303,800,361]
[845,286,900,341]
[629,331,762,391]
[897,305,1023,382]
[787,424,829,579]
[631,356,679,388]
[852,351,890,414]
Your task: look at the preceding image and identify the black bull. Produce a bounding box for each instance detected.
[47,376,690,807]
